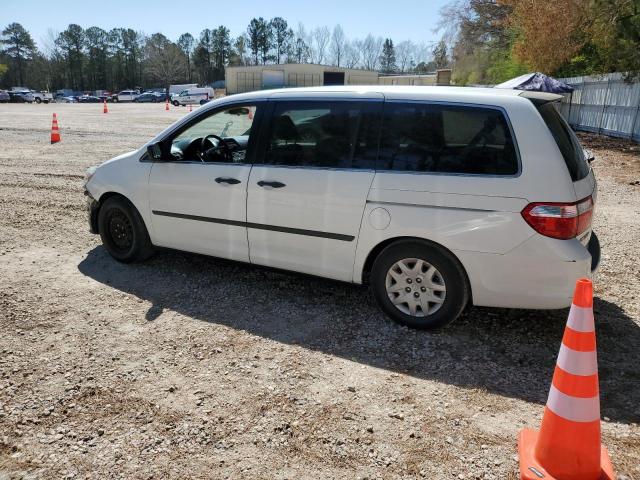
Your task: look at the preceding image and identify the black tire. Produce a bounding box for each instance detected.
[98,196,154,263]
[199,100,206,105]
[35,97,42,104]
[172,100,179,107]
[370,240,469,330]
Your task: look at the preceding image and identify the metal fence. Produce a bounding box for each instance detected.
[558,72,640,142]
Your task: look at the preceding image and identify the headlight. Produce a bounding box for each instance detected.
[84,165,98,185]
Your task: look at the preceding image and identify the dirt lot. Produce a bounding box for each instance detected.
[0,103,639,479]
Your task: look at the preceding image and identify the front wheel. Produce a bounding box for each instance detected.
[98,196,154,263]
[35,97,42,104]
[370,240,469,330]
[172,100,179,107]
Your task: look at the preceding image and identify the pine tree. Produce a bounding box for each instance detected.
[432,39,449,69]
[0,22,36,86]
[379,38,397,73]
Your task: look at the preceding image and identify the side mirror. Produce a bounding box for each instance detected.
[584,148,595,164]
[147,142,164,161]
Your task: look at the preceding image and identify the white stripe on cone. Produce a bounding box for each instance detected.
[546,384,600,422]
[556,344,598,376]
[566,304,595,332]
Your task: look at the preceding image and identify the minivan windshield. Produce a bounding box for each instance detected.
[536,103,590,181]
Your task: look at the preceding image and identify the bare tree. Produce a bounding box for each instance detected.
[343,39,361,68]
[311,26,330,64]
[395,40,414,73]
[145,33,185,89]
[360,34,383,70]
[413,41,434,68]
[329,24,346,66]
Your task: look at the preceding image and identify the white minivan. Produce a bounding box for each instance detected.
[84,86,599,329]
[172,87,215,106]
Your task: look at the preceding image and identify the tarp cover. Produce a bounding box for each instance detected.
[495,72,574,93]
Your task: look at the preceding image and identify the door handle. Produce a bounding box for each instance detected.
[215,177,241,185]
[257,180,286,188]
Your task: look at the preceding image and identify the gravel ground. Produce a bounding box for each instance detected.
[0,103,638,480]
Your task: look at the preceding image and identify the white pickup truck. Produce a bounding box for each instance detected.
[112,90,140,102]
[32,91,54,103]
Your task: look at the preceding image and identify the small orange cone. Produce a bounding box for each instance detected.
[518,278,615,480]
[50,113,61,144]
[165,99,170,111]
[103,99,108,114]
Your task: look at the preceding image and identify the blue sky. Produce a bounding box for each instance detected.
[3,0,451,48]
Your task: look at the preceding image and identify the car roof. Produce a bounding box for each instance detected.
[212,85,562,108]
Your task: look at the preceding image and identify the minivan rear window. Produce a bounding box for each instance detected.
[378,103,519,175]
[536,103,590,181]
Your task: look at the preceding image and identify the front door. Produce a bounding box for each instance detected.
[246,99,382,281]
[148,103,261,262]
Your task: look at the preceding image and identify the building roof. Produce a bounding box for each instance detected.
[225,63,378,73]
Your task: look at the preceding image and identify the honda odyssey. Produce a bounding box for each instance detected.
[84,86,600,329]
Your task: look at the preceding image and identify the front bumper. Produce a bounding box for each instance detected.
[85,190,99,234]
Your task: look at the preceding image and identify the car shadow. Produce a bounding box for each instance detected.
[78,246,640,424]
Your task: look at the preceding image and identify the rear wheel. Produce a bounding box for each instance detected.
[98,196,154,263]
[370,240,469,330]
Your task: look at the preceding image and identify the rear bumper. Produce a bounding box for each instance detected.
[457,231,601,310]
[587,232,601,273]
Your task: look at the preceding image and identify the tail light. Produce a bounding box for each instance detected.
[521,196,594,240]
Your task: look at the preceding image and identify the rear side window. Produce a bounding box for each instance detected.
[378,102,518,175]
[263,101,379,169]
[536,103,590,181]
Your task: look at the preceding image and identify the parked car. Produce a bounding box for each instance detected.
[77,95,101,103]
[135,92,165,103]
[84,86,599,330]
[153,92,168,102]
[55,95,77,103]
[171,87,214,106]
[112,90,140,102]
[8,91,34,103]
[0,90,9,103]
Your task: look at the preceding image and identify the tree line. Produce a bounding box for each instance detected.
[0,18,446,92]
[440,0,639,85]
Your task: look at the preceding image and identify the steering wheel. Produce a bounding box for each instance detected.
[199,134,231,162]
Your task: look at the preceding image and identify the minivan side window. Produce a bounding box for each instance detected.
[263,101,380,169]
[378,103,519,175]
[535,103,589,181]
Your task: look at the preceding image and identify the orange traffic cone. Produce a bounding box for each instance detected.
[165,99,170,111]
[103,99,108,114]
[50,113,61,144]
[518,278,615,480]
